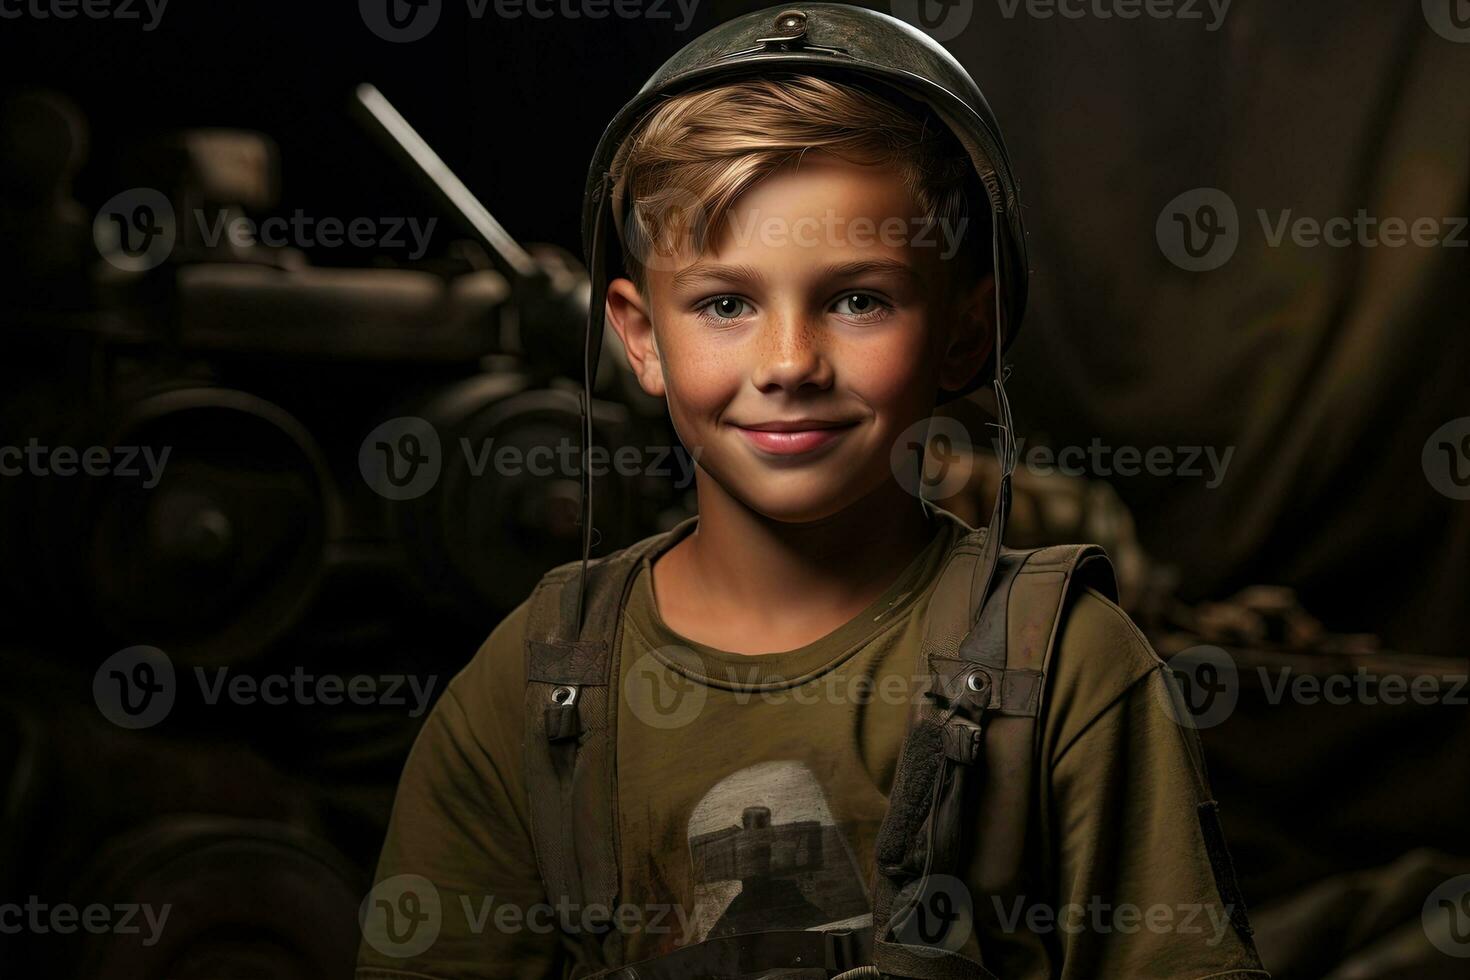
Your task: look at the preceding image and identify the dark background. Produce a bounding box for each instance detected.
[1,1,1467,977]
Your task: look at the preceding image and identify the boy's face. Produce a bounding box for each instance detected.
[606,153,994,523]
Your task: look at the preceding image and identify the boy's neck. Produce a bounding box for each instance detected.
[651,477,938,654]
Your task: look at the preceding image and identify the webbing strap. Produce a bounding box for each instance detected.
[523,517,697,972]
[872,519,1117,978]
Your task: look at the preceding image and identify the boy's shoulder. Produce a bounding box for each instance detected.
[1044,584,1176,761]
[439,595,532,729]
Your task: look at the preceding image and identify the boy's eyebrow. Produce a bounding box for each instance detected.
[816,259,920,283]
[671,262,768,289]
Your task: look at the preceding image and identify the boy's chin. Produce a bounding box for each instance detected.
[720,475,882,526]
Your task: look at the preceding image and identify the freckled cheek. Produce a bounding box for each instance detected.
[657,329,744,419]
[838,327,936,408]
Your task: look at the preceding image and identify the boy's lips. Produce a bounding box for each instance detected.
[730,418,859,456]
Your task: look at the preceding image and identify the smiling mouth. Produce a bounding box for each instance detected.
[731,419,859,456]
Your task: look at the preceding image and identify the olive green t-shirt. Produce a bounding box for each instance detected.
[356,516,1268,980]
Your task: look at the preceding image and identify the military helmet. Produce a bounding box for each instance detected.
[579,2,1028,401]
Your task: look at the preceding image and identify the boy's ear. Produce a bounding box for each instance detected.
[605,277,666,398]
[937,272,997,395]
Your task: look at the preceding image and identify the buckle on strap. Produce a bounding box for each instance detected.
[824,927,868,971]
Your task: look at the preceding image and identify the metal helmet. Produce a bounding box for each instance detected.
[572,2,1023,626]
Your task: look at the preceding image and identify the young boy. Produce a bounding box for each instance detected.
[357,6,1268,979]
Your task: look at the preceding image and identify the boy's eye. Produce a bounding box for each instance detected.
[695,295,752,321]
[832,292,891,320]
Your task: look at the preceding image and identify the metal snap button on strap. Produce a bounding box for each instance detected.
[545,684,581,742]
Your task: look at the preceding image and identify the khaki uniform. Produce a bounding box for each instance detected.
[357,517,1267,979]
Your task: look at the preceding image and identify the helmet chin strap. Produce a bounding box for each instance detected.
[967,208,1015,614]
[574,174,615,637]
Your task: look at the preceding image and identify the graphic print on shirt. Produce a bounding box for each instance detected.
[686,759,872,943]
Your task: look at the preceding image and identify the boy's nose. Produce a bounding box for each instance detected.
[749,314,834,394]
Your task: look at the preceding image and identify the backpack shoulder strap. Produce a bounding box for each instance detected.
[955,542,1116,895]
[522,517,696,972]
[872,509,1116,978]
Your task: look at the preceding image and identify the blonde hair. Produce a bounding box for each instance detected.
[609,75,989,293]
